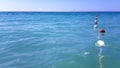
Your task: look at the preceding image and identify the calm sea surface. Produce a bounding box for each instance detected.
[0,12,120,68]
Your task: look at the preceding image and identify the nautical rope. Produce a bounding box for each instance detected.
[98,48,104,68]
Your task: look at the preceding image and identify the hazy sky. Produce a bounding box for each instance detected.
[0,0,120,11]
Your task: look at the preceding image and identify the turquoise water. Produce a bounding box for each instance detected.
[0,12,120,68]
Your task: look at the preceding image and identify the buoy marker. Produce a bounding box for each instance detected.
[96,40,105,47]
[100,29,105,33]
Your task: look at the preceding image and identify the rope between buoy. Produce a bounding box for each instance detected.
[99,48,104,68]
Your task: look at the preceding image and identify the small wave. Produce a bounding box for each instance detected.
[0,37,36,46]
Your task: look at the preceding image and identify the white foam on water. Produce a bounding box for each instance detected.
[83,52,90,56]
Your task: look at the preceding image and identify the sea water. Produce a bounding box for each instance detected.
[0,12,120,68]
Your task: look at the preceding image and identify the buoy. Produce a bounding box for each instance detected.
[94,20,98,24]
[96,17,98,19]
[94,21,97,24]
[100,29,105,33]
[94,25,98,28]
[96,40,105,47]
[96,17,98,20]
[95,20,98,22]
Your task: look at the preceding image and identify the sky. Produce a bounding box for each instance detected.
[0,0,120,11]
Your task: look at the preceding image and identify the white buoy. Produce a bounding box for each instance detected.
[96,40,105,47]
[95,20,98,22]
[94,25,98,28]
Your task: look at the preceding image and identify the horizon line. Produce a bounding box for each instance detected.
[0,10,120,12]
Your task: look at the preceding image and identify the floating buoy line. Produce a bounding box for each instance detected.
[94,15,106,68]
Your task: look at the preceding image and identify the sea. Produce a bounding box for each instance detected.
[0,12,120,68]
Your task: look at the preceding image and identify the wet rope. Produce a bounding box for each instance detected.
[98,48,104,68]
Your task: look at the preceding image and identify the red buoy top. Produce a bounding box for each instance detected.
[100,29,105,33]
